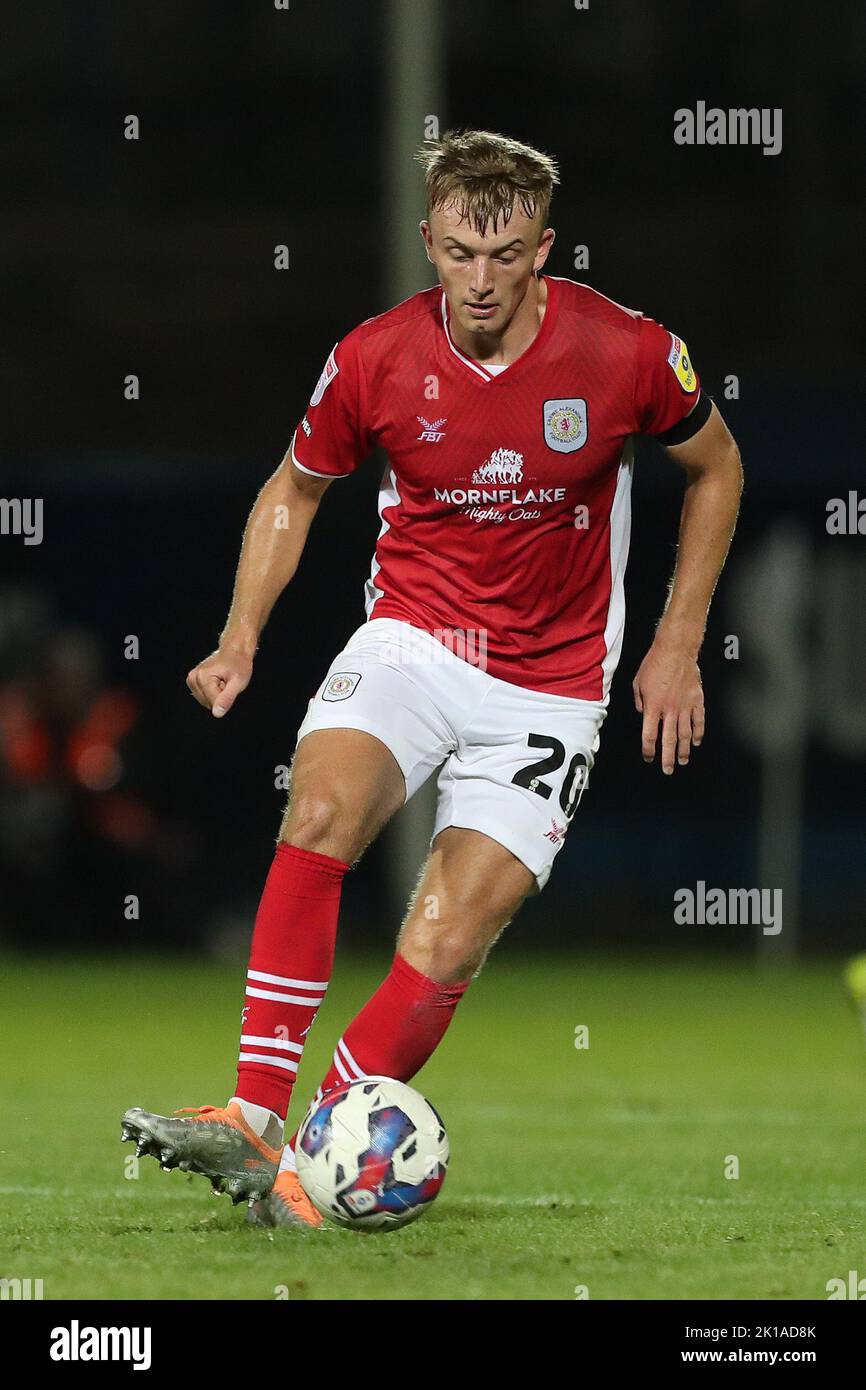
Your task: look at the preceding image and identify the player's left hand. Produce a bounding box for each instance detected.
[632,639,704,775]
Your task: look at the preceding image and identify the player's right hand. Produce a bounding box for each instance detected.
[186,647,253,718]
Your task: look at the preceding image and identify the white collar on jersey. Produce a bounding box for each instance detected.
[440,291,506,383]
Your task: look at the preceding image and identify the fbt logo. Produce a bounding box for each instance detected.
[543,817,568,845]
[417,415,447,443]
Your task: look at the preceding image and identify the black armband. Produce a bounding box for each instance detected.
[656,390,712,446]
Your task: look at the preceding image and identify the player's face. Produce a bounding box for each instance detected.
[421,202,554,340]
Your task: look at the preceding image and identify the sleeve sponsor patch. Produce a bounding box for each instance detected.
[667,334,697,393]
[310,344,339,406]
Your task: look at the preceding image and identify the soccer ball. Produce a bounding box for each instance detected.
[295,1076,449,1231]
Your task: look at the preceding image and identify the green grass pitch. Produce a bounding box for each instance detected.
[1,950,864,1301]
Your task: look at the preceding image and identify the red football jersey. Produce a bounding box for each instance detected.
[291,275,702,700]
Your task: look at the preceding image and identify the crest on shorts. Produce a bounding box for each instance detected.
[543,398,588,453]
[322,671,361,702]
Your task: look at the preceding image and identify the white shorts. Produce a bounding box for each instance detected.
[295,619,606,892]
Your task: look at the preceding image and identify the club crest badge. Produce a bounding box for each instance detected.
[543,398,588,453]
[322,671,361,702]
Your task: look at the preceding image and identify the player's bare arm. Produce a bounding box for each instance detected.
[186,454,332,717]
[633,402,743,774]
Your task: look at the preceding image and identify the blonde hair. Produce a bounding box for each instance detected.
[416,129,559,236]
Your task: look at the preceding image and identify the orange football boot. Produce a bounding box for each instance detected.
[246,1169,324,1231]
[121,1102,282,1202]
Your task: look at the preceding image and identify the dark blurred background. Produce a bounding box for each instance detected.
[1,0,864,954]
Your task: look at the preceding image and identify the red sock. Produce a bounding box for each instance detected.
[287,952,471,1151]
[235,843,349,1119]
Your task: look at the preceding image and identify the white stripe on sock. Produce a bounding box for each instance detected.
[337,1037,366,1079]
[240,1034,304,1054]
[245,985,324,1006]
[237,1052,299,1073]
[247,968,329,991]
[332,1048,352,1083]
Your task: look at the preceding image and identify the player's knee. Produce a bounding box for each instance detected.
[278,789,362,860]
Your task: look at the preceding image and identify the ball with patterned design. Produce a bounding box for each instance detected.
[295,1076,449,1231]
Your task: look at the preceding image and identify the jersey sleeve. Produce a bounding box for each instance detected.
[291,331,372,478]
[634,314,705,440]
